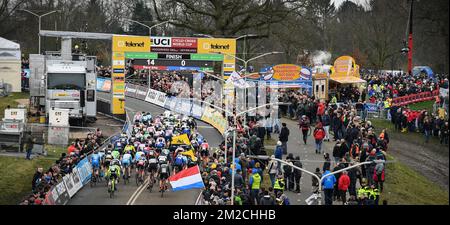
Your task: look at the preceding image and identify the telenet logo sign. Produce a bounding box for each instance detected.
[112,35,150,52]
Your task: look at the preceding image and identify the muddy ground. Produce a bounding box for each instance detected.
[386,130,449,190]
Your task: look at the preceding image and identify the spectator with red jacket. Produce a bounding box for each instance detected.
[338,171,350,204]
[313,122,326,154]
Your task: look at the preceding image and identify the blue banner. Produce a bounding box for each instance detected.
[365,103,379,113]
[96,78,105,91]
[76,158,92,185]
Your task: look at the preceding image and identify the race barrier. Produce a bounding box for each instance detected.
[124,83,227,134]
[40,130,124,205]
[391,89,440,107]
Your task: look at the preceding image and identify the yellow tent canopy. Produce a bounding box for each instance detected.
[330,76,366,84]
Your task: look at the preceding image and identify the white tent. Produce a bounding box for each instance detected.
[0,37,22,93]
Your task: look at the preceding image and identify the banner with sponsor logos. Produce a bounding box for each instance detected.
[63,173,78,198]
[151,37,198,53]
[144,88,168,107]
[97,77,112,92]
[135,85,149,101]
[76,158,93,186]
[191,102,204,119]
[440,88,449,98]
[111,35,151,115]
[125,83,137,98]
[197,38,236,77]
[53,180,70,205]
[201,106,227,134]
[364,103,379,113]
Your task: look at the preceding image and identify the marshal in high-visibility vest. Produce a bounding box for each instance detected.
[273,178,285,190]
[250,173,261,190]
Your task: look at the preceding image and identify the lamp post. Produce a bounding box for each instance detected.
[194,70,265,164]
[124,19,170,87]
[19,9,58,54]
[217,51,283,125]
[248,155,385,205]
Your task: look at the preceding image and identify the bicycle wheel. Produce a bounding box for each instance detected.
[110,179,115,198]
[136,172,139,186]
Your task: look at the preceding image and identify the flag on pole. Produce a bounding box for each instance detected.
[168,165,205,192]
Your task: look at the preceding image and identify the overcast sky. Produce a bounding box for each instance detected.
[331,0,372,10]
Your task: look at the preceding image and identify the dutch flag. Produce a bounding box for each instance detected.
[168,165,205,192]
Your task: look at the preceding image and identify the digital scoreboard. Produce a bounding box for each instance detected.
[125,52,224,72]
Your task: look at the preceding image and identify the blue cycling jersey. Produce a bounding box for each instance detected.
[135,152,145,161]
[91,154,100,163]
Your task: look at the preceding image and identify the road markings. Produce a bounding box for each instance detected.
[130,179,150,205]
[126,177,149,205]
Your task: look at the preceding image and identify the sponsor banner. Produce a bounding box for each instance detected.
[43,187,56,205]
[179,98,193,116]
[125,83,137,98]
[165,97,177,112]
[71,168,83,193]
[144,88,167,107]
[133,65,213,71]
[365,103,379,113]
[191,102,204,119]
[135,85,149,100]
[201,106,227,134]
[97,78,105,91]
[197,38,236,74]
[76,158,93,185]
[63,174,77,198]
[125,52,158,59]
[53,180,70,205]
[112,35,151,53]
[151,37,197,53]
[333,55,358,77]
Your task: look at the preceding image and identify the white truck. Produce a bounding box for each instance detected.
[29,53,97,125]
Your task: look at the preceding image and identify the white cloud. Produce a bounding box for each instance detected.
[331,0,372,11]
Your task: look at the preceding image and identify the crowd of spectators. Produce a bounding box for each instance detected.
[19,129,104,205]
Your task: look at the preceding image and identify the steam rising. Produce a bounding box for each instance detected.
[310,50,332,66]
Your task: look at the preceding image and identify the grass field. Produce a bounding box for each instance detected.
[408,100,435,112]
[381,155,449,205]
[0,145,65,205]
[0,92,30,118]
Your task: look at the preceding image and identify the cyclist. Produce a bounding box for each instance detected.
[147,150,159,189]
[121,150,133,180]
[106,160,121,192]
[124,143,135,155]
[158,158,171,192]
[173,153,186,174]
[104,150,113,172]
[136,154,147,183]
[111,148,121,160]
[90,150,101,179]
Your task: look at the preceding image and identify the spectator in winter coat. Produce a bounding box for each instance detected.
[279,123,290,154]
[338,171,350,204]
[322,111,331,141]
[274,142,283,160]
[322,170,337,205]
[298,115,310,145]
[313,122,326,154]
[268,155,279,187]
[332,141,342,164]
[293,156,303,193]
[323,153,331,172]
[259,190,276,205]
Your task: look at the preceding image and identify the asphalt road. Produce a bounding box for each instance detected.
[68,92,222,205]
[276,117,337,205]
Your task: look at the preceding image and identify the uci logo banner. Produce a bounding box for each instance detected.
[112,35,151,52]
